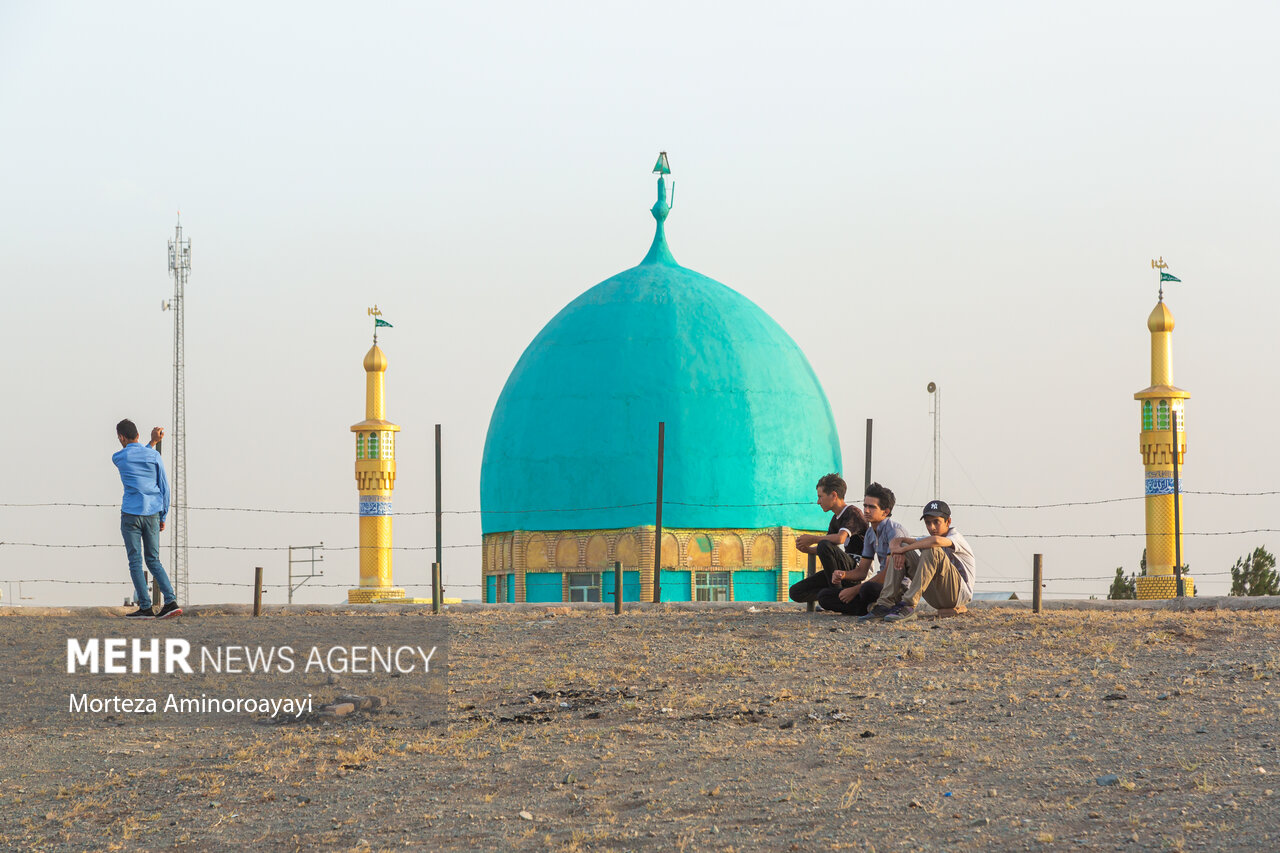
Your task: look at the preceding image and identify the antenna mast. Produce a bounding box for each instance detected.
[165,217,191,605]
[927,382,940,498]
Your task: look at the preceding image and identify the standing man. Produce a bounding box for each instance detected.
[113,419,182,619]
[789,473,867,605]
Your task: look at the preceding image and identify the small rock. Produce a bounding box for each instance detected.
[988,789,998,798]
[337,694,374,711]
[1102,693,1127,701]
[1096,774,1120,786]
[779,719,795,729]
[1157,693,1169,700]
[518,810,533,821]
[970,817,989,827]
[1258,767,1268,775]
[328,703,356,716]
[859,730,875,739]
[908,799,922,809]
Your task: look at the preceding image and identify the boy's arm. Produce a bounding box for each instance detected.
[794,529,850,551]
[889,535,952,555]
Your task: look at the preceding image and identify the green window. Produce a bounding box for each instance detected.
[367,432,379,459]
[568,572,602,602]
[1156,401,1170,431]
[694,571,731,602]
[1141,401,1153,431]
[355,433,364,459]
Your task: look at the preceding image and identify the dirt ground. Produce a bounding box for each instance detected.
[2,602,1278,852]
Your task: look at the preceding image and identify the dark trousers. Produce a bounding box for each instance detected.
[789,539,859,603]
[817,580,883,615]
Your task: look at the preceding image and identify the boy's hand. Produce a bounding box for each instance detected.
[838,583,862,603]
[149,427,165,447]
[888,537,915,556]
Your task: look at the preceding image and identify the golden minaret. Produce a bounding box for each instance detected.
[349,308,405,603]
[1134,273,1193,599]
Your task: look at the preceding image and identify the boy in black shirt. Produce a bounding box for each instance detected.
[789,473,868,604]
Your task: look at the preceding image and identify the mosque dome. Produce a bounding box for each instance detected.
[480,166,841,535]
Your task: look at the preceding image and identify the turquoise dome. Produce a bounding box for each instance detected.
[480,175,841,534]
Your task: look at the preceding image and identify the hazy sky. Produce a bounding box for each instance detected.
[3,1,1278,606]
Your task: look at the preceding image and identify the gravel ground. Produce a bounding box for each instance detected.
[2,603,1278,851]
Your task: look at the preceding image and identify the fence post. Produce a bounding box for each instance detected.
[432,562,441,614]
[806,552,817,613]
[1032,554,1043,614]
[653,422,665,603]
[864,418,873,491]
[435,424,443,586]
[253,566,263,617]
[149,573,160,610]
[614,560,623,616]
[1171,410,1185,597]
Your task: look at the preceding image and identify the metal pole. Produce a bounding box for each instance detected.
[253,567,263,617]
[614,560,623,616]
[806,552,817,613]
[435,424,443,590]
[150,573,160,610]
[1171,407,1184,597]
[653,422,665,603]
[431,562,441,614]
[287,546,293,605]
[864,418,873,491]
[1032,554,1043,614]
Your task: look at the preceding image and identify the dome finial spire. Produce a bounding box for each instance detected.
[641,152,677,265]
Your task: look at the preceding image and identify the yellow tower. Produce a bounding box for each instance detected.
[349,307,405,603]
[1134,268,1193,599]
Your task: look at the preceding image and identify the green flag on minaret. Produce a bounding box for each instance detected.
[1160,272,1181,283]
[652,152,670,175]
[375,318,393,328]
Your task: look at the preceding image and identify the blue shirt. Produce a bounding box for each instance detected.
[112,442,170,521]
[862,518,909,570]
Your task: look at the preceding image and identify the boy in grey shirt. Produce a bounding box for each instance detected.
[867,499,976,623]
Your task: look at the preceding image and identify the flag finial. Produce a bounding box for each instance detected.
[368,305,392,343]
[1150,257,1181,301]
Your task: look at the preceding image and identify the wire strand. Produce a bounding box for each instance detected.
[2,489,1277,515]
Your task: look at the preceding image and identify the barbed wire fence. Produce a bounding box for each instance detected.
[2,489,1276,601]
